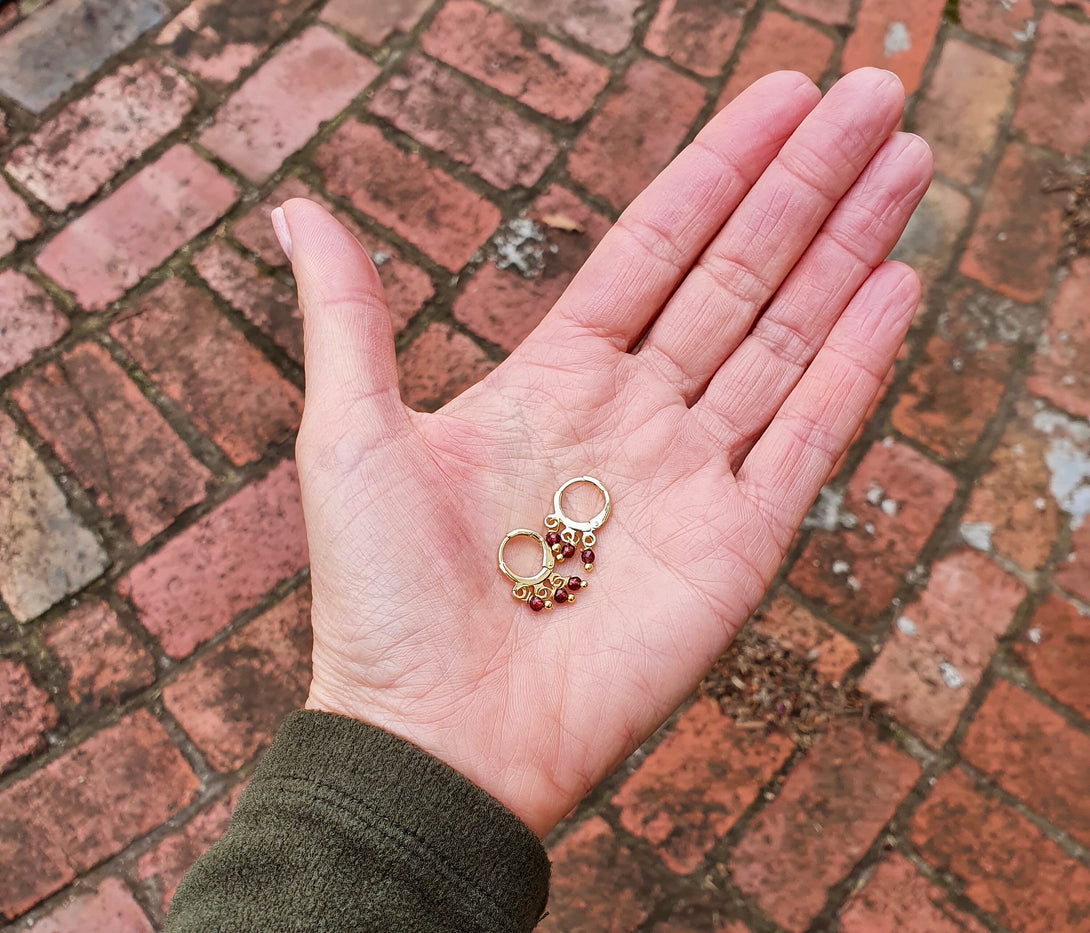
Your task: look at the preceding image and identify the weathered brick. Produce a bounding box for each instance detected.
[110,279,303,466]
[157,0,313,85]
[0,710,198,920]
[614,696,793,873]
[29,877,153,933]
[0,270,68,378]
[13,342,210,545]
[316,119,500,272]
[963,679,1090,846]
[229,177,433,333]
[861,551,1025,747]
[1056,521,1090,604]
[1027,258,1090,420]
[164,586,310,771]
[1016,595,1090,719]
[200,26,378,183]
[789,440,957,627]
[959,0,1035,48]
[5,61,197,211]
[730,725,920,932]
[0,175,40,258]
[370,56,557,190]
[644,0,750,77]
[320,0,431,45]
[915,40,1016,186]
[119,459,307,659]
[842,0,946,94]
[0,0,165,113]
[421,1,609,121]
[651,908,751,933]
[778,0,851,24]
[193,238,302,364]
[889,179,971,305]
[0,412,107,623]
[717,11,834,108]
[539,817,658,933]
[453,187,610,351]
[491,0,640,54]
[960,143,1065,303]
[1014,12,1090,156]
[751,595,859,684]
[839,853,990,933]
[0,658,57,772]
[568,59,705,210]
[398,323,495,412]
[912,768,1090,932]
[36,145,237,311]
[44,600,156,709]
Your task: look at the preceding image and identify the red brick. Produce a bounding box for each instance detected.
[320,0,432,44]
[29,877,153,933]
[0,174,39,258]
[861,551,1025,747]
[157,0,313,85]
[839,853,990,933]
[1027,258,1090,420]
[0,412,107,623]
[751,595,859,684]
[912,768,1090,932]
[959,0,1035,48]
[137,785,244,912]
[36,145,237,311]
[453,187,610,351]
[370,56,557,190]
[490,0,640,54]
[730,725,920,932]
[200,27,378,183]
[1057,521,1090,603]
[777,0,851,24]
[110,279,302,466]
[644,0,750,77]
[120,459,306,659]
[789,440,957,627]
[13,343,210,545]
[613,696,793,874]
[44,600,155,709]
[538,817,658,933]
[193,238,302,364]
[0,710,198,920]
[652,908,751,933]
[568,59,705,210]
[165,587,310,770]
[397,323,495,412]
[891,288,1027,459]
[316,119,500,271]
[889,180,971,305]
[915,40,1016,186]
[0,270,68,378]
[4,61,197,211]
[421,1,609,121]
[717,11,835,108]
[1016,595,1090,719]
[963,679,1090,846]
[1014,12,1090,156]
[0,658,56,772]
[229,177,432,333]
[960,143,1065,303]
[841,0,946,94]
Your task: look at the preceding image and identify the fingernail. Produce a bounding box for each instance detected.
[271,205,292,261]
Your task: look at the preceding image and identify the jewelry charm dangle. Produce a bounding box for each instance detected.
[498,529,586,612]
[545,476,611,573]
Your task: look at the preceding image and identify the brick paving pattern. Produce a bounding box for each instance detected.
[0,0,1087,930]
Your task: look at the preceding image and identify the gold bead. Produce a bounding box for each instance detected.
[544,600,553,610]
[579,580,588,589]
[584,563,593,572]
[568,594,576,604]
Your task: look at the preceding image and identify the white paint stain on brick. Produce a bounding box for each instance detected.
[884,22,911,57]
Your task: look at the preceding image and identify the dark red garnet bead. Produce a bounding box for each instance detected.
[581,548,595,564]
[545,532,561,546]
[528,596,546,612]
[568,576,583,589]
[554,588,570,603]
[560,543,576,559]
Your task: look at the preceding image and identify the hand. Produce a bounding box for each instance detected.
[277,68,932,838]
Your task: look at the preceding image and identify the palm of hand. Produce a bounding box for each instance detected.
[286,68,932,836]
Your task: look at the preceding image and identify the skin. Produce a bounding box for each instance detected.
[274,68,933,838]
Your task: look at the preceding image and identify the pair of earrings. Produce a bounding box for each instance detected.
[498,476,612,612]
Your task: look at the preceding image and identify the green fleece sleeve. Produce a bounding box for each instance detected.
[164,710,550,933]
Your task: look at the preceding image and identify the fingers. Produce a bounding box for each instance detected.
[277,198,405,431]
[539,71,822,351]
[736,261,920,548]
[637,68,905,401]
[692,131,933,467]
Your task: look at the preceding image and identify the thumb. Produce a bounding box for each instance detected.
[273,197,404,429]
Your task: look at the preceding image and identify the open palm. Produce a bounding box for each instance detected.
[282,68,932,837]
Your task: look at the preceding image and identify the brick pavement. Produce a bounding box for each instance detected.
[0,0,1088,929]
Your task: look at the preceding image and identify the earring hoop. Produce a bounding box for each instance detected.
[498,529,555,587]
[498,528,586,611]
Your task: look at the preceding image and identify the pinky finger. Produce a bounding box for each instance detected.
[736,262,920,548]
